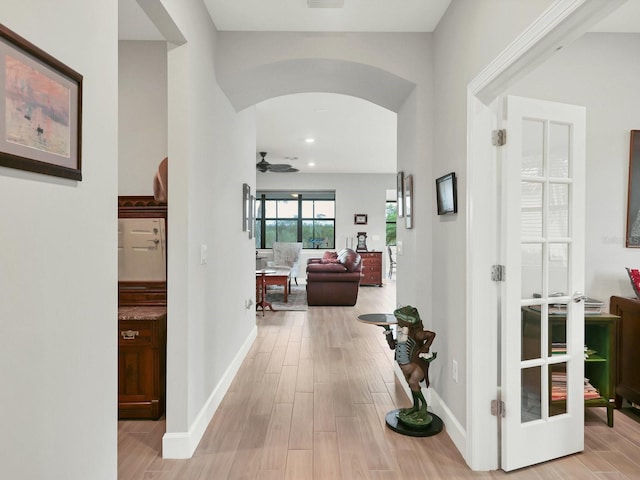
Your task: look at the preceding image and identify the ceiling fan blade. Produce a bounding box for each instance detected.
[268,163,294,172]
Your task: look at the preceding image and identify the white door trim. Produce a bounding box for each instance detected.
[465,0,624,471]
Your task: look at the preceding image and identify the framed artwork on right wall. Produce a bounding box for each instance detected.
[627,130,640,247]
[397,171,405,217]
[436,172,458,216]
[404,174,413,229]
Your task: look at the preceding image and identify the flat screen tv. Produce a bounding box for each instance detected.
[436,172,457,215]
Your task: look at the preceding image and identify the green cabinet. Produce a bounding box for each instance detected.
[522,308,619,427]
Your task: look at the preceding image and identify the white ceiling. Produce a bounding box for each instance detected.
[202,0,452,32]
[118,0,639,174]
[256,93,396,174]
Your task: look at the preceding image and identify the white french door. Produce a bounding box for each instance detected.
[500,95,586,471]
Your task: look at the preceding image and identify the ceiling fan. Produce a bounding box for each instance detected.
[256,152,299,173]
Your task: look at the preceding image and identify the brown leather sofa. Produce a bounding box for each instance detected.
[306,248,362,306]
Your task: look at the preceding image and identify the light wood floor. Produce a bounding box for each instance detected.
[119,279,640,479]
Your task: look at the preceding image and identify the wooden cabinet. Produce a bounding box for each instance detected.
[359,251,383,286]
[522,308,619,426]
[118,306,167,420]
[118,196,167,421]
[609,296,640,409]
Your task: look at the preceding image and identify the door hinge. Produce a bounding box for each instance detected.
[491,264,505,282]
[492,129,506,146]
[491,399,505,417]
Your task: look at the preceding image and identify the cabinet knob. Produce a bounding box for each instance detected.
[121,329,139,340]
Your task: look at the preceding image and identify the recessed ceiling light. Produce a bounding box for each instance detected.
[305,138,315,143]
[308,162,316,167]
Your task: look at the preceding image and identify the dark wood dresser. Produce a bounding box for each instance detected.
[118,306,167,419]
[118,196,167,420]
[359,251,383,286]
[610,296,640,408]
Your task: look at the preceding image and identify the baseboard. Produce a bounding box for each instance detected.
[162,325,258,458]
[393,363,467,459]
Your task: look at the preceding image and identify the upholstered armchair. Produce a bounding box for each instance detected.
[272,242,303,287]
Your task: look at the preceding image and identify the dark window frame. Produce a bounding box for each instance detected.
[255,191,336,249]
[386,200,397,246]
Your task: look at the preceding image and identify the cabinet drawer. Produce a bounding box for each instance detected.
[119,321,154,346]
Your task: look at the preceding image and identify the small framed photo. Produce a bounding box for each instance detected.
[436,172,458,215]
[0,23,83,180]
[404,174,413,229]
[354,213,368,225]
[242,183,250,231]
[397,171,405,217]
[249,194,255,239]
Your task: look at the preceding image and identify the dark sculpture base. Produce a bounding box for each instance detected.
[385,409,444,437]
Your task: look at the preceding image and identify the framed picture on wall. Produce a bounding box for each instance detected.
[404,174,413,229]
[0,23,83,180]
[242,183,250,232]
[627,130,640,247]
[249,194,255,239]
[397,171,405,217]
[436,172,458,215]
[354,213,368,225]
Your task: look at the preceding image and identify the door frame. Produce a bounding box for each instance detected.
[464,0,624,471]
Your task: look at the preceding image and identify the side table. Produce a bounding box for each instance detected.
[256,269,276,316]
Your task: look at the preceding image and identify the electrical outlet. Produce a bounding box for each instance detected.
[200,244,208,264]
[452,359,458,383]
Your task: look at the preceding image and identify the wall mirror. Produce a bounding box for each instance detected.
[118,196,167,306]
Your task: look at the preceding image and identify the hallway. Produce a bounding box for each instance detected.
[118,280,640,479]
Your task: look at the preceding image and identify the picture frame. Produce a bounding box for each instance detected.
[249,194,255,239]
[0,23,83,181]
[397,171,405,217]
[436,172,458,215]
[404,174,413,229]
[354,213,368,225]
[242,183,250,232]
[627,131,640,247]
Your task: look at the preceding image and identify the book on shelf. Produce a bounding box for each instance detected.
[551,343,597,358]
[529,294,604,315]
[550,372,601,401]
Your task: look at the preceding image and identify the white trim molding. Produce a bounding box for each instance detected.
[162,326,258,458]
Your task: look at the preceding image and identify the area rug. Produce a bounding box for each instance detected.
[263,284,308,311]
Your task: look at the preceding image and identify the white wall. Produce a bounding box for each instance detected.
[0,1,118,479]
[256,173,396,275]
[119,41,168,196]
[509,32,640,307]
[157,0,259,457]
[432,0,554,439]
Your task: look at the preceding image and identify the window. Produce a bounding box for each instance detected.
[386,200,397,246]
[255,191,335,249]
